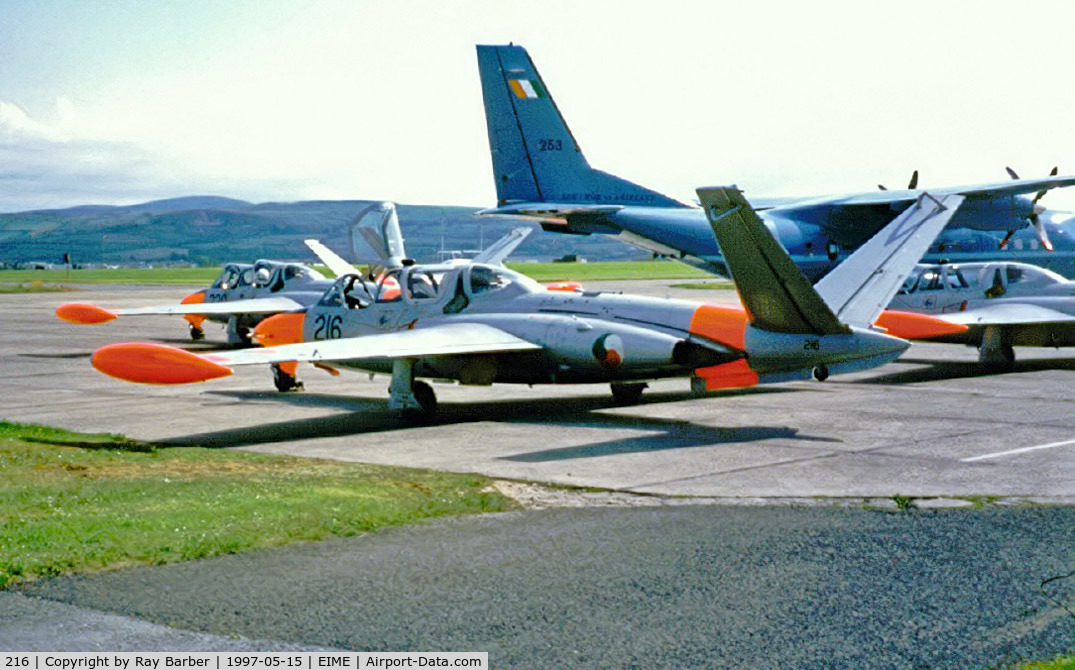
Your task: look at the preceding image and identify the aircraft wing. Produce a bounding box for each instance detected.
[91,323,543,384]
[57,297,306,324]
[938,303,1075,327]
[770,175,1075,211]
[813,193,964,327]
[304,239,357,278]
[477,202,624,223]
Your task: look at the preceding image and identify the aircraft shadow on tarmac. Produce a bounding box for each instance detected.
[848,355,1075,385]
[157,387,842,458]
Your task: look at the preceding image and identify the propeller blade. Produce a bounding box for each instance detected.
[1005,166,1020,180]
[1031,167,1059,206]
[907,170,919,190]
[1032,214,1055,252]
[998,230,1016,250]
[877,184,888,191]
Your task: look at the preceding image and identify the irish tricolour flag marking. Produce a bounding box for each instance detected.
[509,79,545,99]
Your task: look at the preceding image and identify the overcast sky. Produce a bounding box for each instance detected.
[4,0,1075,213]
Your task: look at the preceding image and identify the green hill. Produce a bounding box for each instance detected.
[0,197,646,265]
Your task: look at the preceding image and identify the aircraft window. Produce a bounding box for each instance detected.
[319,284,344,307]
[897,271,922,295]
[945,268,969,289]
[916,270,943,291]
[407,270,442,300]
[213,267,240,289]
[237,268,255,287]
[1006,266,1025,284]
[375,270,403,303]
[254,266,273,288]
[285,266,301,280]
[443,275,470,314]
[470,267,512,295]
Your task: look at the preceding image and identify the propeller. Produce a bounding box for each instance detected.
[1000,166,1057,251]
[877,170,919,191]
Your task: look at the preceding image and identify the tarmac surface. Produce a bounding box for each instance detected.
[3,281,1073,503]
[2,280,1074,661]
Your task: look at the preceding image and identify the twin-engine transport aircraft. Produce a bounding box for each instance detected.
[890,261,1075,367]
[55,259,333,346]
[476,44,1075,280]
[89,187,965,417]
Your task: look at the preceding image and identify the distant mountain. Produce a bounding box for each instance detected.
[0,196,645,265]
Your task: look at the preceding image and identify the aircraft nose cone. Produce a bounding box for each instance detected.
[254,312,306,347]
[180,290,206,305]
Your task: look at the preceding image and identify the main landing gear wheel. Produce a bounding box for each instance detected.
[271,364,304,392]
[189,325,205,341]
[979,326,1015,371]
[610,381,647,404]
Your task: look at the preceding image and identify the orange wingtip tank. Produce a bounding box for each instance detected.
[92,342,233,384]
[546,281,583,292]
[874,310,969,340]
[253,312,306,346]
[56,303,118,324]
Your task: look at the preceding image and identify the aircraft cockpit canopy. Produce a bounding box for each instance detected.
[211,264,253,290]
[978,263,1064,290]
[899,265,969,294]
[464,264,541,299]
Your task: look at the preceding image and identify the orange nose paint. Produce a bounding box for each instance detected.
[253,312,306,346]
[874,310,969,340]
[92,342,233,384]
[689,304,748,350]
[180,290,207,328]
[56,303,118,324]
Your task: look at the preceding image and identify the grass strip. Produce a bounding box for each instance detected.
[0,260,714,286]
[0,421,515,588]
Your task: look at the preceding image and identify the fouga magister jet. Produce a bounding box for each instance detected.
[55,258,333,346]
[52,201,420,346]
[476,44,1075,280]
[88,187,965,417]
[889,261,1075,368]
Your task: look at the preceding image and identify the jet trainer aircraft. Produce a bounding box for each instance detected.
[89,186,964,417]
[890,261,1075,367]
[55,259,332,345]
[475,44,1075,280]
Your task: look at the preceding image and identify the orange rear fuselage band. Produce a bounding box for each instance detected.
[689,304,748,350]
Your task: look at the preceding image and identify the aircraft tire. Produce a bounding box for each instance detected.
[610,382,647,404]
[189,325,205,341]
[979,344,1015,371]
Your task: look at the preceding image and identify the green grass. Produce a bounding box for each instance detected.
[0,281,73,293]
[1021,654,1075,669]
[0,267,221,285]
[0,420,515,588]
[668,281,735,291]
[507,260,712,282]
[0,260,715,286]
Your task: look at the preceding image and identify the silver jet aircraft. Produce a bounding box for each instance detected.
[56,258,333,346]
[890,261,1075,367]
[89,187,964,417]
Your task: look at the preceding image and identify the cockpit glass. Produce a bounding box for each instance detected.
[1006,266,1025,284]
[898,270,922,295]
[470,266,513,295]
[916,270,943,291]
[237,268,255,287]
[406,270,444,300]
[375,270,403,303]
[946,267,969,289]
[213,267,241,289]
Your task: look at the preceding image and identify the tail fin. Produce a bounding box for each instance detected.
[472,226,533,265]
[349,202,407,269]
[813,193,964,327]
[698,187,965,332]
[476,44,685,209]
[697,186,848,335]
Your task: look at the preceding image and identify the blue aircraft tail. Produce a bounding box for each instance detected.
[476,44,687,209]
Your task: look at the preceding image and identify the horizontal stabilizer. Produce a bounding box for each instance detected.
[472,226,534,265]
[697,186,847,335]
